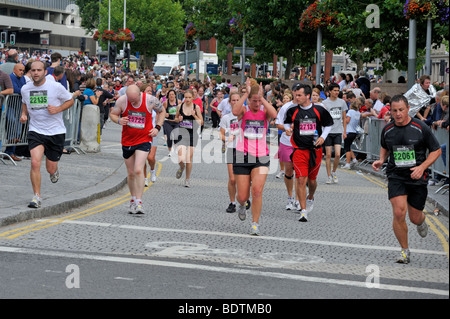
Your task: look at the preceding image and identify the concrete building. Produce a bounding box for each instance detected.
[0,0,94,55]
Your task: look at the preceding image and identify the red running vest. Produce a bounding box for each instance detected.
[121,92,154,147]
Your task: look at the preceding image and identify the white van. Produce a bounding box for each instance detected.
[153,54,179,77]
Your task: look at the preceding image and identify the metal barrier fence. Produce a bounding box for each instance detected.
[348,117,449,184]
[0,94,83,165]
[0,94,29,165]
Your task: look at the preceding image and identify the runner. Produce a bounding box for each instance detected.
[19,60,74,208]
[232,78,278,235]
[174,89,203,187]
[219,92,241,213]
[275,91,298,210]
[162,89,180,156]
[284,83,334,222]
[110,85,165,214]
[372,95,441,264]
[322,83,347,184]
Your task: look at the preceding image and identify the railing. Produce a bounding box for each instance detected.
[0,94,83,165]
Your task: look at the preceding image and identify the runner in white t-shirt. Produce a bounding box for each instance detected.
[20,60,74,208]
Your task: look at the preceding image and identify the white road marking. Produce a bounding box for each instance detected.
[36,219,447,256]
[0,245,447,297]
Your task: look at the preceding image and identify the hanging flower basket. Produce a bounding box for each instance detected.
[116,28,135,42]
[403,0,432,20]
[299,1,339,33]
[185,23,197,41]
[229,13,244,34]
[94,29,135,43]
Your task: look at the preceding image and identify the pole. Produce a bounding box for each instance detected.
[184,41,188,81]
[196,37,200,81]
[425,18,432,76]
[241,30,246,83]
[315,27,322,85]
[407,19,416,90]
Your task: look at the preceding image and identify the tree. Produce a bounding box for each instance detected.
[97,0,185,61]
[75,0,100,33]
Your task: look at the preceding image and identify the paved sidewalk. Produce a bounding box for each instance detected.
[0,123,127,227]
[1,123,448,227]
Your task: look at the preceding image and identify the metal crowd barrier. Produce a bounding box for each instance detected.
[0,94,29,165]
[430,127,449,194]
[0,94,84,165]
[63,99,85,154]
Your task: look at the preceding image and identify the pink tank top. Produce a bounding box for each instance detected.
[236,108,268,157]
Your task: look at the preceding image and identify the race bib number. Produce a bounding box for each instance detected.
[393,145,416,167]
[229,118,239,136]
[299,119,316,135]
[127,111,146,129]
[180,119,193,129]
[30,91,48,109]
[244,120,264,140]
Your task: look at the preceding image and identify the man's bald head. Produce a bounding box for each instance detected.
[126,85,141,104]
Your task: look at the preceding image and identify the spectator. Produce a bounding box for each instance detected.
[10,63,26,94]
[0,49,19,75]
[355,70,370,99]
[404,74,436,119]
[47,52,68,89]
[0,69,13,95]
[370,87,384,114]
[377,95,391,120]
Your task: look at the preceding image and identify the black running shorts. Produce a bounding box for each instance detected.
[388,178,428,211]
[28,131,65,162]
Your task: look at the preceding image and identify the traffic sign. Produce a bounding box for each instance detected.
[178,50,200,65]
[233,47,255,56]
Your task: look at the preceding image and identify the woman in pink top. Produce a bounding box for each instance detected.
[232,78,277,235]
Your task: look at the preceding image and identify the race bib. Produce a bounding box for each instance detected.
[30,90,48,110]
[393,145,416,167]
[180,119,193,129]
[229,118,239,136]
[244,120,264,140]
[299,119,316,135]
[127,111,146,129]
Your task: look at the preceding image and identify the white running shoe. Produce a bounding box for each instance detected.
[184,179,191,188]
[306,197,314,213]
[28,194,41,208]
[135,202,144,214]
[332,172,338,183]
[298,209,308,222]
[238,204,246,221]
[50,170,59,183]
[128,200,136,214]
[250,222,260,236]
[276,171,285,179]
[417,220,428,238]
[326,176,333,184]
[144,178,149,187]
[150,170,157,182]
[342,163,351,170]
[285,198,295,210]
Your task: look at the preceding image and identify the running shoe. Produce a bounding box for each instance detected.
[342,163,351,170]
[135,203,144,214]
[250,222,260,236]
[306,197,314,213]
[285,198,295,210]
[238,204,246,221]
[275,171,285,179]
[184,179,191,188]
[128,200,136,214]
[298,209,308,222]
[28,194,41,208]
[396,249,410,264]
[325,176,333,184]
[417,220,428,238]
[226,203,236,213]
[176,166,184,179]
[246,199,251,210]
[332,172,338,183]
[150,170,157,182]
[50,170,60,183]
[222,143,226,154]
[144,178,149,187]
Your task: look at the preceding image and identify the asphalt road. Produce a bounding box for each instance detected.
[0,124,448,302]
